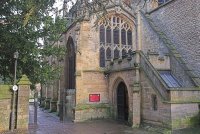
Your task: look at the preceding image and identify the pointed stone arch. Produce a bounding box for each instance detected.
[64,36,76,89]
[111,77,129,121]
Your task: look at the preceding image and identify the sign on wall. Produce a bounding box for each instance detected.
[89,94,100,102]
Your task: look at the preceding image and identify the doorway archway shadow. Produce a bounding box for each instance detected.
[117,82,129,122]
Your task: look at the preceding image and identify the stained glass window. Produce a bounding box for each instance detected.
[113,28,119,44]
[121,29,126,45]
[99,15,134,67]
[127,30,132,45]
[100,47,105,67]
[100,25,105,43]
[106,48,112,60]
[106,27,111,43]
[114,49,120,59]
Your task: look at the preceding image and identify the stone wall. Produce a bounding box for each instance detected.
[140,12,169,55]
[73,20,110,121]
[149,0,200,77]
[0,99,11,132]
[171,104,199,129]
[0,85,11,132]
[148,54,170,70]
[170,89,200,102]
[140,71,171,127]
[74,104,110,122]
[108,70,136,123]
[16,75,31,130]
[0,76,31,132]
[141,11,197,87]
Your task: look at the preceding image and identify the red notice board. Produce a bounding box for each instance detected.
[89,94,100,102]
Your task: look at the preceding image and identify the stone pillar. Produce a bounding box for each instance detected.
[44,84,51,110]
[132,83,141,128]
[16,75,31,130]
[57,79,61,115]
[132,9,142,128]
[59,73,65,120]
[40,84,46,108]
[50,81,58,112]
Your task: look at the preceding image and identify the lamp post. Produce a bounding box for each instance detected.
[34,83,41,126]
[11,51,19,131]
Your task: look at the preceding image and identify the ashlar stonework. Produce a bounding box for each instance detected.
[41,0,200,131]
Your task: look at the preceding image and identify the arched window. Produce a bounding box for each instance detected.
[100,47,105,67]
[106,48,112,60]
[114,49,120,59]
[121,29,126,45]
[100,25,105,43]
[113,27,119,44]
[106,27,111,43]
[99,15,134,67]
[127,30,132,45]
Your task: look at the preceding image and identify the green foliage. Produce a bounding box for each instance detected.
[0,0,67,85]
[0,85,12,99]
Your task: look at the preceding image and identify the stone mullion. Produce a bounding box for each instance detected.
[126,29,128,51]
[119,18,122,59]
[111,16,114,60]
[104,25,106,46]
[133,26,136,50]
[104,25,107,61]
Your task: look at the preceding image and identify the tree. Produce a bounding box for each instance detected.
[0,0,66,85]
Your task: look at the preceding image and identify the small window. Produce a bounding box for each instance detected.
[113,28,119,44]
[151,94,158,111]
[100,25,105,43]
[127,30,132,45]
[100,47,105,67]
[106,27,111,43]
[121,29,126,45]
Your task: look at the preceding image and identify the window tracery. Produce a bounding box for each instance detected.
[99,15,134,67]
[100,47,105,67]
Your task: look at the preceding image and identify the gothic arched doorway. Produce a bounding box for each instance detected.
[65,37,76,89]
[117,82,129,121]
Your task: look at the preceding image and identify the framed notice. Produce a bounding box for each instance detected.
[89,94,100,102]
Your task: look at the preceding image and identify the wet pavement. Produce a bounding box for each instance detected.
[28,104,152,134]
[3,104,200,134]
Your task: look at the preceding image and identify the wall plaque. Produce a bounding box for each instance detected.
[89,94,100,102]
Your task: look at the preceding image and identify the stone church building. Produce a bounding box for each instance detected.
[41,0,200,130]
